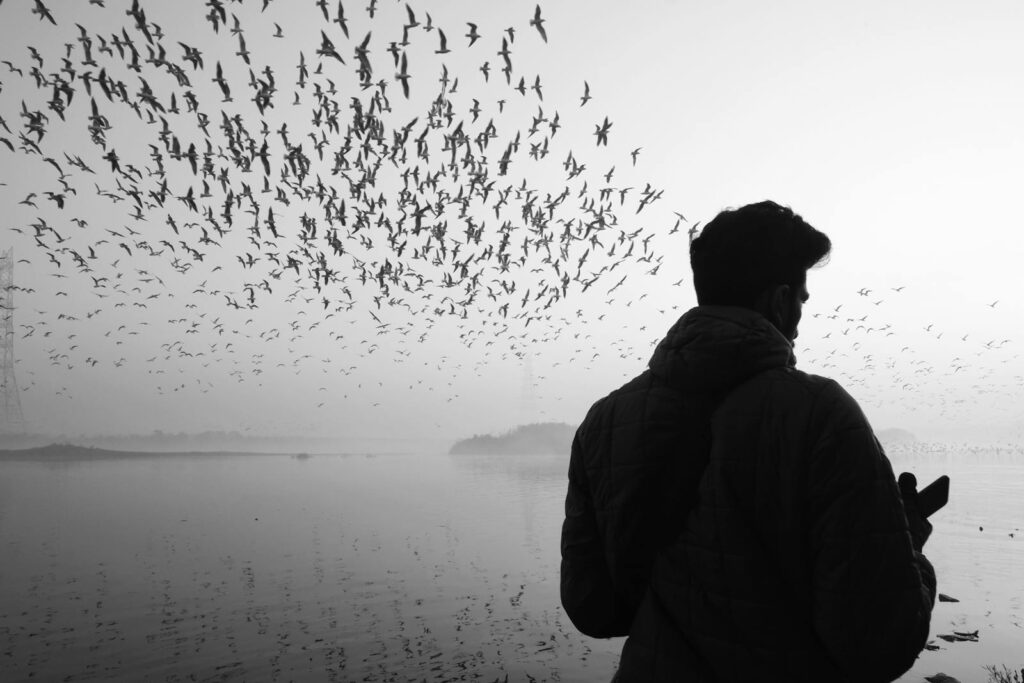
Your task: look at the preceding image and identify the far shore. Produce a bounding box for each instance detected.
[0,444,433,460]
[4,441,1024,463]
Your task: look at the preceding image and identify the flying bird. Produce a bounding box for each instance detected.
[403,3,418,29]
[435,28,450,54]
[594,116,612,146]
[212,61,231,101]
[395,51,410,98]
[334,1,349,37]
[32,0,57,25]
[580,80,591,106]
[530,5,547,42]
[317,30,345,63]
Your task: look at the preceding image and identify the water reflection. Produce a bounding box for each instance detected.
[0,450,1020,681]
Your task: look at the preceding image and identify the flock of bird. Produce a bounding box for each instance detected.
[0,0,694,417]
[0,0,1020,436]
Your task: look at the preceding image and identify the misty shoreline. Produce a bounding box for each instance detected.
[449,422,576,456]
[5,435,1024,462]
[0,444,431,460]
[0,432,456,456]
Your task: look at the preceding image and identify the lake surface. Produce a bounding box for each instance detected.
[0,449,1021,682]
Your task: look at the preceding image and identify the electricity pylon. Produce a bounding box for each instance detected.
[518,351,537,426]
[0,249,26,434]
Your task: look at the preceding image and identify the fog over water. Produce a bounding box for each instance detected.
[1,447,1021,681]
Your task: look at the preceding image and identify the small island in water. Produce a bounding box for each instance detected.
[0,443,142,460]
[449,422,576,455]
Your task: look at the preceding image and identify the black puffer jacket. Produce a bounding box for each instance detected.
[561,306,935,682]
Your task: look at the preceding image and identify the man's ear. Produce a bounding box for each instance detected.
[764,284,789,328]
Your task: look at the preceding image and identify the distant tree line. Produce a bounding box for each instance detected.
[449,422,576,455]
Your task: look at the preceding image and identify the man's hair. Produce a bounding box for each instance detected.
[689,200,831,307]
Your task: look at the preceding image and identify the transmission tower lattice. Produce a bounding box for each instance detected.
[518,353,537,426]
[0,249,26,434]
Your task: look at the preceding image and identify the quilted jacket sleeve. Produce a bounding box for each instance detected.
[560,424,633,638]
[807,382,936,681]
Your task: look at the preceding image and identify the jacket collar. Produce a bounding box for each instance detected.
[647,305,796,393]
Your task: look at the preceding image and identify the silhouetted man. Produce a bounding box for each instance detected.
[561,201,936,682]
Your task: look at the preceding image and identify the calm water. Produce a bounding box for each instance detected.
[0,450,1021,682]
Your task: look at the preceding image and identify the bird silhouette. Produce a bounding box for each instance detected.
[529,5,548,43]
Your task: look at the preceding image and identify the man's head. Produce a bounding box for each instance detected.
[689,201,831,342]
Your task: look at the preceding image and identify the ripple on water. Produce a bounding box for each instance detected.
[0,451,1021,681]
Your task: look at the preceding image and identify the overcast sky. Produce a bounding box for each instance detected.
[1,0,1023,445]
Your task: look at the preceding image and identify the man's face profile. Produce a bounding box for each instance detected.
[766,280,809,343]
[789,281,810,342]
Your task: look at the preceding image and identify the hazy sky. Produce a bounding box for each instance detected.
[1,0,1023,444]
